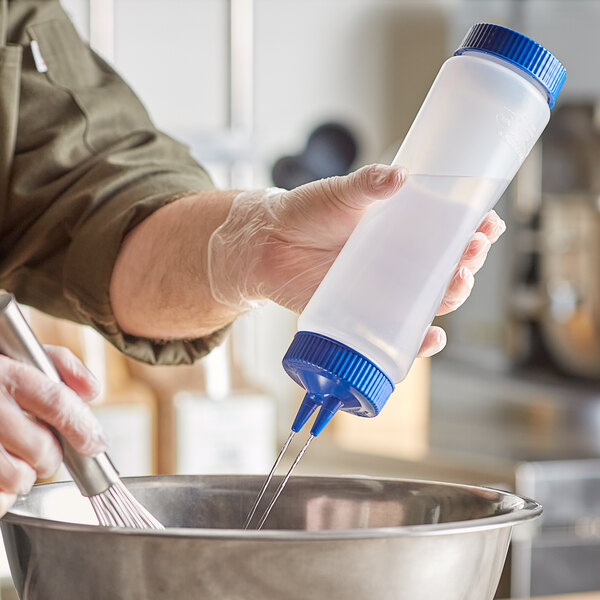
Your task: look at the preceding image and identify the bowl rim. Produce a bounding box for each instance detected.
[1,474,542,541]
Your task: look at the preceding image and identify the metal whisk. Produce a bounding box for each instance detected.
[0,293,163,529]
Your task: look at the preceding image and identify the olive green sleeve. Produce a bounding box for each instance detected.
[0,0,228,364]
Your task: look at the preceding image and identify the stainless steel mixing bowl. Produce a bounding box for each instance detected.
[1,475,541,600]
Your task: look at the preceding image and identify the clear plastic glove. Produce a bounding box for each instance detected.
[0,345,106,517]
[208,163,506,356]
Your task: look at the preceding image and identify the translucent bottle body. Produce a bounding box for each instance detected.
[298,51,551,383]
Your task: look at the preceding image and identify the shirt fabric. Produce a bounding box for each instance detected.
[0,0,228,365]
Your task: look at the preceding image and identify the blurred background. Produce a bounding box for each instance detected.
[3,1,600,598]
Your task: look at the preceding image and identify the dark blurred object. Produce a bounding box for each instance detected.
[538,192,600,379]
[541,104,600,194]
[271,122,358,189]
[508,104,600,380]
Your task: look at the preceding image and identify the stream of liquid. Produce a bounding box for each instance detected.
[243,431,295,529]
[244,434,314,530]
[256,435,314,530]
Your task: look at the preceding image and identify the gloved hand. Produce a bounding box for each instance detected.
[208,164,506,357]
[0,345,106,517]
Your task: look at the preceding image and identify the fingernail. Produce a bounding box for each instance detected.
[436,328,447,348]
[374,167,394,188]
[90,425,109,452]
[458,266,475,288]
[395,166,408,184]
[79,364,101,397]
[467,234,490,255]
[493,220,507,237]
[85,421,109,455]
[39,456,61,480]
[87,374,102,399]
[420,328,447,358]
[374,166,406,189]
[19,472,37,495]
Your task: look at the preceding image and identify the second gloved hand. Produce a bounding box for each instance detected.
[0,345,106,517]
[208,164,506,357]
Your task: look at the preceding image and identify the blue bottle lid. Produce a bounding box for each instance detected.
[455,23,566,108]
[283,332,394,436]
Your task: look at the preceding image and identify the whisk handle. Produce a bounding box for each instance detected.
[0,293,119,496]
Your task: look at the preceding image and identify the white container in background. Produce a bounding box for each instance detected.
[53,401,155,481]
[175,391,276,475]
[175,343,276,474]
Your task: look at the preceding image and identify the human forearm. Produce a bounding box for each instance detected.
[109,165,504,356]
[109,189,241,339]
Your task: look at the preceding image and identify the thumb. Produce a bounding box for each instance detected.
[316,164,407,210]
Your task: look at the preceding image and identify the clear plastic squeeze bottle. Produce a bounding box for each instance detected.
[282,23,567,437]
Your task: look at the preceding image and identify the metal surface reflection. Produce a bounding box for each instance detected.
[1,475,540,600]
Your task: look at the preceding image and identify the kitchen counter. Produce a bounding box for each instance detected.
[286,360,600,487]
[506,595,600,599]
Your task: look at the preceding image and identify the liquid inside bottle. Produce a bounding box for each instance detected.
[298,173,510,383]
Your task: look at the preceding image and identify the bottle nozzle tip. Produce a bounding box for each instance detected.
[310,398,343,436]
[291,393,321,433]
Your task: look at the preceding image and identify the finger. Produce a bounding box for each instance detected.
[0,357,107,456]
[0,491,17,517]
[327,164,408,209]
[417,326,447,358]
[0,392,62,478]
[44,345,101,402]
[0,445,37,495]
[436,266,475,316]
[476,210,506,243]
[458,231,491,275]
[296,164,408,212]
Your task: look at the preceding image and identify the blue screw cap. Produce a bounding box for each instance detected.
[455,23,566,108]
[283,332,394,436]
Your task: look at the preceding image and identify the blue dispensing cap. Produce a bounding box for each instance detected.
[455,23,566,108]
[283,332,394,436]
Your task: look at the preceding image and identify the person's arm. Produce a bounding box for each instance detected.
[3,1,225,366]
[4,2,504,364]
[109,189,241,339]
[109,164,506,357]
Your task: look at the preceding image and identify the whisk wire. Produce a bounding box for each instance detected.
[90,480,164,529]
